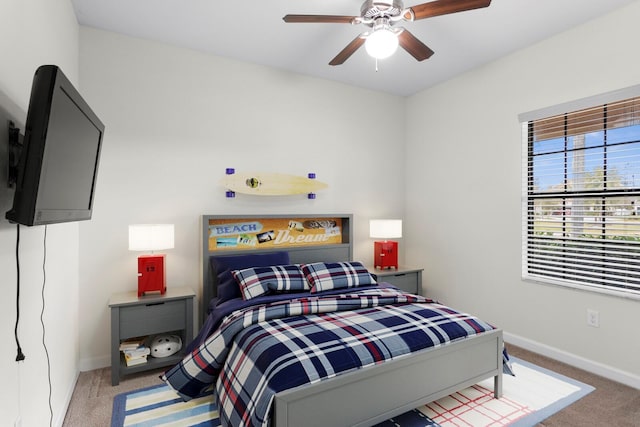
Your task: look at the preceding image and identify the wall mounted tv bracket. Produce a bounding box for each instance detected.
[7,121,23,188]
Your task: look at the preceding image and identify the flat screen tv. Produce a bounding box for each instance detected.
[5,65,105,226]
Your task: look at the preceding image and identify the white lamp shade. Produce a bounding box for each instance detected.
[365,29,399,59]
[369,219,402,239]
[129,224,175,251]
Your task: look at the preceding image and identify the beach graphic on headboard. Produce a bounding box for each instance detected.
[208,217,342,251]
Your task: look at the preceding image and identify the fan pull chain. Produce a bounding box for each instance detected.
[375,58,379,72]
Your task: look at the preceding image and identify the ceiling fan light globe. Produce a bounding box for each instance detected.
[365,29,398,59]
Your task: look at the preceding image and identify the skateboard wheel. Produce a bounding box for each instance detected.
[308,173,316,179]
[308,193,316,199]
[225,190,236,198]
[225,168,235,175]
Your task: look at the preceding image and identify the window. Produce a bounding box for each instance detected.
[521,91,640,298]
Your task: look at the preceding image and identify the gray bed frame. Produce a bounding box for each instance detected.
[201,214,503,427]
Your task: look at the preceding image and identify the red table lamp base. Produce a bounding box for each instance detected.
[137,254,166,296]
[374,241,398,270]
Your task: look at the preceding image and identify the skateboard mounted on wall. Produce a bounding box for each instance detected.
[222,168,328,199]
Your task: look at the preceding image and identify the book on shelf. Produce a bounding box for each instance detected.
[119,336,147,351]
[120,336,151,366]
[123,346,151,358]
[124,352,148,367]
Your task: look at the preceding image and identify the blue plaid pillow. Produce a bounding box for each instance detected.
[210,252,290,305]
[302,262,377,293]
[232,264,308,300]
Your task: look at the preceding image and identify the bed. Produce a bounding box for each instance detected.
[163,214,504,427]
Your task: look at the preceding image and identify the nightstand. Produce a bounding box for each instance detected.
[367,266,424,295]
[109,286,195,385]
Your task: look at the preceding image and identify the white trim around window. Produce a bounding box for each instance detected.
[521,86,640,300]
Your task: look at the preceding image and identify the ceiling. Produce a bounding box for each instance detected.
[71,0,637,97]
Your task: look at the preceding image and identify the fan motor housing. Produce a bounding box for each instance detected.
[361,0,404,19]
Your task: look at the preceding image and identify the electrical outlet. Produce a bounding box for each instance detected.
[587,309,600,328]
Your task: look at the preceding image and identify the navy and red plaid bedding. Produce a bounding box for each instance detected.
[162,287,495,427]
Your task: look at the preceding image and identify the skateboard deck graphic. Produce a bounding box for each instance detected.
[222,170,328,197]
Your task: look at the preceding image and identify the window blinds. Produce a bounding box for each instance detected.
[522,96,640,297]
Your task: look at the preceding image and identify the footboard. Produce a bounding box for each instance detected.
[274,329,503,427]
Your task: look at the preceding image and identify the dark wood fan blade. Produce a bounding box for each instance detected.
[398,30,434,61]
[283,14,357,24]
[409,0,491,20]
[329,36,365,66]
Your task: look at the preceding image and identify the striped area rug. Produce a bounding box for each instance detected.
[111,386,218,426]
[111,358,593,427]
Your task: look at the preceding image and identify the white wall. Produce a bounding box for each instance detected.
[0,2,81,427]
[77,27,406,369]
[405,1,640,387]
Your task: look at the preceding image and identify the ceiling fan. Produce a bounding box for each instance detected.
[283,0,491,65]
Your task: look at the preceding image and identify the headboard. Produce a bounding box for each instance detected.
[200,214,353,324]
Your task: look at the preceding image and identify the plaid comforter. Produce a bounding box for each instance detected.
[162,288,495,427]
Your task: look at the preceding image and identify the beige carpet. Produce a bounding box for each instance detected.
[62,345,640,426]
[63,366,167,426]
[508,346,640,427]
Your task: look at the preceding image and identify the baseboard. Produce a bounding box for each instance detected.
[57,369,80,427]
[79,354,110,372]
[504,332,640,390]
